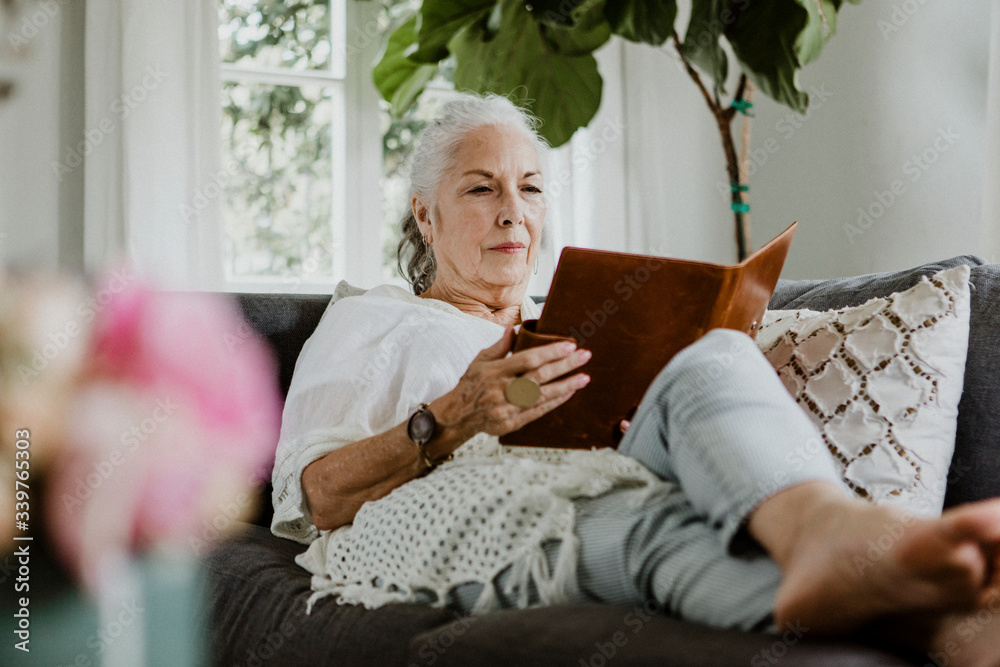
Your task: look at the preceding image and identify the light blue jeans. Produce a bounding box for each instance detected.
[449,329,846,631]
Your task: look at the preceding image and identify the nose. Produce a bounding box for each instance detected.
[498,191,524,227]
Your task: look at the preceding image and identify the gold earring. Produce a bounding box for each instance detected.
[420,253,435,277]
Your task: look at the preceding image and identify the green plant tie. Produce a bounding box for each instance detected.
[731,201,750,214]
[730,98,754,115]
[731,184,749,193]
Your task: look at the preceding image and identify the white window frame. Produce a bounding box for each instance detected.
[219,0,384,294]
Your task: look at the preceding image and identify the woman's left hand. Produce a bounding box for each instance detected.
[425,327,591,458]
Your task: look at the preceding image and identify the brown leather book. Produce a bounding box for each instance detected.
[499,221,797,449]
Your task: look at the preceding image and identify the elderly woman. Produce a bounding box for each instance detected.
[272,94,1000,658]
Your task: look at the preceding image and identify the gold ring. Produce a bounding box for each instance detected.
[505,376,541,408]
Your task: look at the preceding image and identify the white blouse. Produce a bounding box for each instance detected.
[270,281,541,543]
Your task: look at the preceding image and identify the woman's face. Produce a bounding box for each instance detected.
[413,124,545,303]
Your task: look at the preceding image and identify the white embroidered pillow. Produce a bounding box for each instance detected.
[756,265,971,517]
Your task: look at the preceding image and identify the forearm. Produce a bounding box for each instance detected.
[302,395,469,531]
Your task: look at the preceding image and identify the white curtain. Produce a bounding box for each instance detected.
[525,40,630,297]
[85,0,223,289]
[981,2,1000,263]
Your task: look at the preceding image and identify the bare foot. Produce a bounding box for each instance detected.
[926,606,1000,667]
[754,484,1000,636]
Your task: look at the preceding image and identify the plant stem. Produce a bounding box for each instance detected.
[672,32,752,261]
[738,80,756,259]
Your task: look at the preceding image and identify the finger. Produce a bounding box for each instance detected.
[514,375,588,425]
[975,554,1000,608]
[944,500,1000,545]
[620,419,631,433]
[502,339,578,376]
[477,327,516,362]
[533,347,591,384]
[518,373,590,420]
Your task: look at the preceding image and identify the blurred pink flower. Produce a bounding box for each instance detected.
[91,284,281,460]
[45,272,283,590]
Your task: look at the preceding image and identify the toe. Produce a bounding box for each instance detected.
[945,502,1000,544]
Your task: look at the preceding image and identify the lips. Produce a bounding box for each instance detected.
[490,243,526,253]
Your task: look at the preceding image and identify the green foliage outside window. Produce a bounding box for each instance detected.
[219,0,435,283]
[220,0,335,279]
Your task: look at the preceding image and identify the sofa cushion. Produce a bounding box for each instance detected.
[203,523,458,666]
[204,524,916,667]
[770,255,1000,508]
[760,266,973,516]
[235,293,333,397]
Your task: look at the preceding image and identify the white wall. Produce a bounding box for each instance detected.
[0,1,85,273]
[982,3,1000,263]
[621,0,996,279]
[620,35,732,262]
[1,1,83,273]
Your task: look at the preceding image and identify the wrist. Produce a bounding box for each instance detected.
[423,395,471,462]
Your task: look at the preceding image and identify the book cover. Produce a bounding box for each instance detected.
[500,221,797,449]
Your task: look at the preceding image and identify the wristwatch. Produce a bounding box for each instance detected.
[406,403,438,470]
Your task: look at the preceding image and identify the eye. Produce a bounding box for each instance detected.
[523,185,543,194]
[468,185,491,194]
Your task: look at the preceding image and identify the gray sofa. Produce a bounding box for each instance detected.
[204,255,1000,666]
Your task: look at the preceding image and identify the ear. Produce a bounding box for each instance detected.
[412,195,433,244]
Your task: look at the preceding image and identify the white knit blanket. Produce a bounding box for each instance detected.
[297,435,659,613]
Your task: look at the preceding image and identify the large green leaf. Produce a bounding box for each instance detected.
[540,0,611,56]
[683,0,732,95]
[795,0,861,57]
[796,0,838,66]
[450,0,602,146]
[724,0,856,112]
[526,0,589,27]
[724,0,811,112]
[604,0,676,46]
[373,15,439,117]
[410,0,496,63]
[801,0,862,62]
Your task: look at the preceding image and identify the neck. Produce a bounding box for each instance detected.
[420,282,524,328]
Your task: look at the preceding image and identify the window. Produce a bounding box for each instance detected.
[218,0,382,292]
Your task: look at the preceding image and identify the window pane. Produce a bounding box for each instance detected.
[219,0,333,72]
[221,81,340,281]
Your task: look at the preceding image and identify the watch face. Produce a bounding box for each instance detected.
[408,409,435,445]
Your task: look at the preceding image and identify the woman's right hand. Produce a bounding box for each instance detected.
[429,327,592,448]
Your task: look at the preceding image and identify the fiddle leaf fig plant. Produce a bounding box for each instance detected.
[373,0,860,260]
